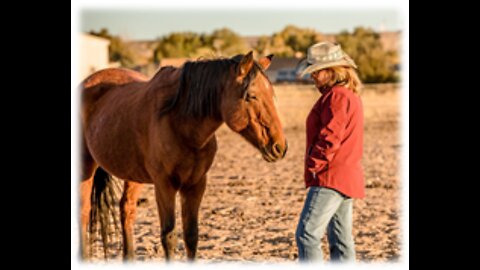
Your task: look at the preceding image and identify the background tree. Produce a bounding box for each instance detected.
[335,27,399,83]
[208,28,250,56]
[255,25,324,57]
[89,25,400,84]
[255,35,271,56]
[279,25,324,57]
[89,28,137,68]
[153,28,249,62]
[153,32,205,62]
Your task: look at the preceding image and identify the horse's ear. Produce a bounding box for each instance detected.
[237,51,254,78]
[258,54,274,70]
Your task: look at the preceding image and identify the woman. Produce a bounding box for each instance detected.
[295,41,364,262]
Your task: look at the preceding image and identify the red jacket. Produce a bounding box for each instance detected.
[304,85,365,198]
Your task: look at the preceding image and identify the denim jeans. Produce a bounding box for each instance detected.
[295,186,355,262]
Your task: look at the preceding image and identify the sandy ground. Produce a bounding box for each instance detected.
[90,83,403,263]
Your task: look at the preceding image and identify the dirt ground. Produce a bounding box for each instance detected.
[90,83,403,263]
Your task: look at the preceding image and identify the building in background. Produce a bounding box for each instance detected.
[79,34,111,79]
[265,57,303,83]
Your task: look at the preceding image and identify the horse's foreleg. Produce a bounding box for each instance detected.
[154,181,178,261]
[120,181,142,261]
[180,176,207,260]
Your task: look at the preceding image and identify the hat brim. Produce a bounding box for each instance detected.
[299,58,357,77]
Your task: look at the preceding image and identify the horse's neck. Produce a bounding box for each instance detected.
[151,65,224,149]
[172,117,223,149]
[148,66,182,92]
[158,65,181,78]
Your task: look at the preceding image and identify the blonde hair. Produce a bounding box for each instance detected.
[322,66,362,94]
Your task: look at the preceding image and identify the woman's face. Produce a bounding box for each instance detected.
[310,69,331,89]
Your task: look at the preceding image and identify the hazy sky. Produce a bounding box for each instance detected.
[80,9,402,41]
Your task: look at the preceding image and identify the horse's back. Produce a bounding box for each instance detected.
[81,68,148,89]
[80,68,149,107]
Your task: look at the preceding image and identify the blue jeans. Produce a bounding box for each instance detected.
[295,186,355,262]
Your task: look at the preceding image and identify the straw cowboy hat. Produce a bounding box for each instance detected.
[299,41,357,77]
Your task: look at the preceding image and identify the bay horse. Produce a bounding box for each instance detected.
[79,52,287,261]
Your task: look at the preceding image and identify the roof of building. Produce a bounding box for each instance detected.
[268,57,303,71]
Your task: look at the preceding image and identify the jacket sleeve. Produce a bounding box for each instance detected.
[306,91,350,174]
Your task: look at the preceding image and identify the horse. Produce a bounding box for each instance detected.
[79,51,288,261]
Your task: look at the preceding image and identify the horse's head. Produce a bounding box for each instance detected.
[221,52,287,162]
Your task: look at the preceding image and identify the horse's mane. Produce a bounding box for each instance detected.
[158,55,261,120]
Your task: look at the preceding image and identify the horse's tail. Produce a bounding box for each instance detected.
[89,167,123,259]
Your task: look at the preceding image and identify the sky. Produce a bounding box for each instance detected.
[80,9,402,41]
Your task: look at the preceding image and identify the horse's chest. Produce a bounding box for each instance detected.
[167,149,216,186]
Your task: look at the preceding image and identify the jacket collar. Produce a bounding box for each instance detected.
[319,85,333,95]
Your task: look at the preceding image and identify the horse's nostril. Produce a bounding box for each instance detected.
[274,143,282,155]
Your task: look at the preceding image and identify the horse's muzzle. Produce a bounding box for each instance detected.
[261,140,287,162]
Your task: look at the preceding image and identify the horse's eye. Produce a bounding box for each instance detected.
[246,93,257,101]
[243,91,257,101]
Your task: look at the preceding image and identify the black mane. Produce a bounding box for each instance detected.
[158,55,261,120]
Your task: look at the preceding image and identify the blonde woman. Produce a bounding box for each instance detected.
[295,41,364,262]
